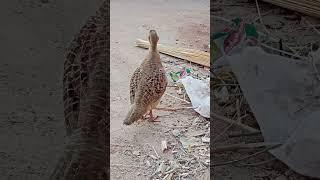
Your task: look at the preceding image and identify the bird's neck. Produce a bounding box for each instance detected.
[149,43,157,52]
[146,46,161,64]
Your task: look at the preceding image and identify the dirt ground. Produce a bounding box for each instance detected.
[110,0,210,179]
[0,0,102,179]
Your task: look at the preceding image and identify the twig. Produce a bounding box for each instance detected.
[255,0,271,35]
[212,142,282,153]
[212,144,281,166]
[165,93,191,104]
[213,83,239,88]
[212,15,232,23]
[212,112,260,133]
[212,122,234,143]
[228,131,262,138]
[302,16,320,39]
[236,99,241,122]
[261,43,308,61]
[310,54,320,81]
[155,107,195,111]
[167,85,178,88]
[111,164,145,169]
[236,158,277,167]
[160,124,190,129]
[252,10,273,22]
[152,145,160,159]
[110,143,135,147]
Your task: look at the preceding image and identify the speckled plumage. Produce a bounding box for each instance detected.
[124,30,167,125]
[50,1,108,179]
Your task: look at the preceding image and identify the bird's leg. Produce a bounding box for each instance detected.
[148,109,160,122]
[155,107,178,111]
[142,114,149,120]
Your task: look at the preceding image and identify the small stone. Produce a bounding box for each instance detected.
[149,154,158,159]
[161,140,168,152]
[172,129,180,137]
[146,160,152,167]
[201,137,210,143]
[157,161,166,174]
[180,173,189,177]
[132,150,140,156]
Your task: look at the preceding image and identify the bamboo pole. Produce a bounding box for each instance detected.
[135,39,210,67]
[261,0,320,18]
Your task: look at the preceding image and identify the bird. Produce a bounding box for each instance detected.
[123,30,168,125]
[50,1,108,179]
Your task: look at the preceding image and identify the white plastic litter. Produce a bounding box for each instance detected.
[179,76,210,118]
[222,46,320,178]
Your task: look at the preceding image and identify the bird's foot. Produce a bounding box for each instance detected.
[142,114,149,120]
[148,115,160,122]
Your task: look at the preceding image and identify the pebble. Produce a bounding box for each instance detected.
[201,137,210,143]
[132,150,140,156]
[172,129,180,137]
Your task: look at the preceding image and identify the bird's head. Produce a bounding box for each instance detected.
[148,30,159,46]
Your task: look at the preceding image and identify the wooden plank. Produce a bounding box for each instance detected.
[135,39,210,67]
[261,0,320,18]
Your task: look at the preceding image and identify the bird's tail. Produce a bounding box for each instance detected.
[123,104,145,125]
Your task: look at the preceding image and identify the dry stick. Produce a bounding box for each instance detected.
[167,85,178,88]
[111,164,145,169]
[310,54,320,81]
[236,99,241,122]
[255,0,298,55]
[237,158,277,167]
[155,106,195,111]
[252,9,273,22]
[212,144,281,166]
[165,93,191,104]
[160,124,190,129]
[260,43,308,61]
[301,17,320,81]
[212,123,235,143]
[228,131,262,138]
[212,142,282,153]
[213,83,239,87]
[255,0,271,35]
[212,112,260,133]
[152,145,160,159]
[302,16,320,36]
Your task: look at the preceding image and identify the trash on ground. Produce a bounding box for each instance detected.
[178,76,210,118]
[161,140,168,152]
[215,45,320,178]
[172,129,180,137]
[201,137,210,143]
[179,136,199,150]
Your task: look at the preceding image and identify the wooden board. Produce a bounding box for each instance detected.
[135,39,210,67]
[262,0,320,18]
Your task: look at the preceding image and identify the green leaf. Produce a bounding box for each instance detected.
[245,24,259,38]
[212,32,228,40]
[169,72,180,82]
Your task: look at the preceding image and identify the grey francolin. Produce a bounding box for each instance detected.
[123,30,167,125]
